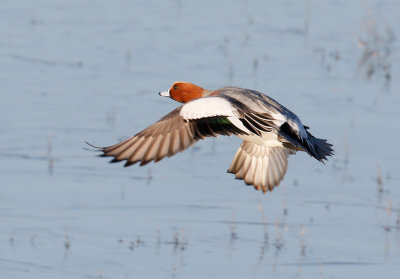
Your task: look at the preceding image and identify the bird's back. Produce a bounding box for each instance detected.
[216,86,305,133]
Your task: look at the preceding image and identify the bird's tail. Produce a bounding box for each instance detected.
[279,122,333,162]
[303,131,334,161]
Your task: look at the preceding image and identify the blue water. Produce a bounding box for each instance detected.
[1,0,399,278]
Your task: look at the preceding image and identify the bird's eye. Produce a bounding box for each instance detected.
[173,85,178,90]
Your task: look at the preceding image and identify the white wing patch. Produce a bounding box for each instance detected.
[180,96,252,134]
[180,96,237,120]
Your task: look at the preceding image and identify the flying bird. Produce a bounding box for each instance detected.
[90,81,333,193]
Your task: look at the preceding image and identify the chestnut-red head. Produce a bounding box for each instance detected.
[159,81,205,103]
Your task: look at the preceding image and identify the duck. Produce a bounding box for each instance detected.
[90,81,333,194]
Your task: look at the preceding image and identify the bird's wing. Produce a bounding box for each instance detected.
[92,106,248,167]
[180,95,278,136]
[228,140,295,193]
[198,95,334,161]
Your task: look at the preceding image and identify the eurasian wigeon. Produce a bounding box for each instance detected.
[90,81,333,194]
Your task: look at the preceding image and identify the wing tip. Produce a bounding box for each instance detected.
[85,141,104,150]
[110,158,122,163]
[124,160,139,167]
[232,170,278,194]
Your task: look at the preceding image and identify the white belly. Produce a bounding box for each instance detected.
[238,132,283,147]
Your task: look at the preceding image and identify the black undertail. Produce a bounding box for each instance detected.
[279,122,333,161]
